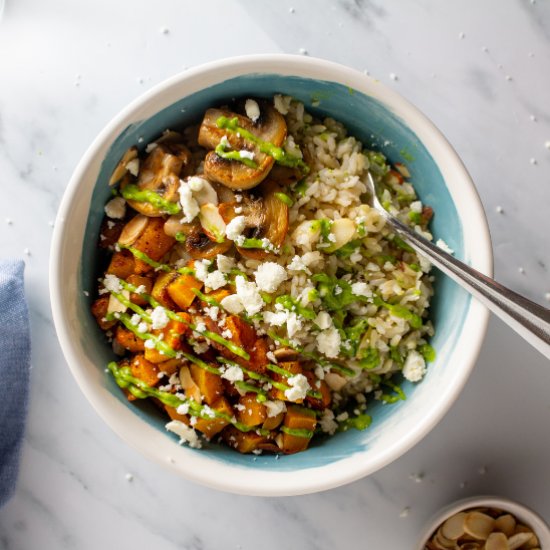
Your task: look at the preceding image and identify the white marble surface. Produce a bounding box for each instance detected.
[1,0,549,547]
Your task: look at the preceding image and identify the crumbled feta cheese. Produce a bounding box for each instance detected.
[137,322,148,333]
[130,314,140,326]
[314,311,332,330]
[151,306,169,329]
[284,373,310,401]
[266,351,277,363]
[221,365,244,382]
[239,150,255,160]
[351,281,372,298]
[216,254,235,273]
[178,180,200,223]
[334,285,342,295]
[336,411,349,422]
[245,99,261,122]
[419,255,432,273]
[264,400,287,418]
[126,158,140,177]
[316,326,341,358]
[225,215,247,241]
[135,284,146,294]
[192,341,209,355]
[286,312,302,338]
[220,294,245,315]
[176,403,189,416]
[254,262,287,293]
[287,255,309,273]
[204,270,226,290]
[194,321,206,334]
[104,197,126,219]
[402,350,427,382]
[410,201,422,213]
[165,420,202,448]
[144,339,156,349]
[202,405,216,418]
[188,176,205,192]
[263,310,288,327]
[204,306,219,321]
[235,276,264,316]
[103,274,121,293]
[221,329,233,339]
[145,142,158,153]
[193,259,211,283]
[436,239,454,255]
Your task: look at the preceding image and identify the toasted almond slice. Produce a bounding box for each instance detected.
[107,290,129,314]
[433,530,455,549]
[189,176,218,206]
[324,372,348,391]
[485,532,508,550]
[494,514,516,537]
[109,146,138,186]
[199,203,226,243]
[523,532,540,549]
[441,512,466,540]
[464,512,495,540]
[118,214,149,246]
[179,366,202,403]
[508,532,535,550]
[323,218,356,253]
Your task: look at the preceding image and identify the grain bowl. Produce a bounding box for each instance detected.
[50,54,492,496]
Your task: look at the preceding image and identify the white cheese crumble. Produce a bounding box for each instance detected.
[221,365,244,382]
[436,238,454,255]
[104,197,126,219]
[286,312,302,338]
[220,294,245,315]
[284,373,310,401]
[316,326,341,358]
[402,350,427,382]
[144,339,156,349]
[314,311,332,330]
[204,270,226,290]
[102,274,121,294]
[235,275,264,316]
[216,254,235,273]
[239,150,255,160]
[263,310,288,327]
[137,322,148,333]
[126,158,140,177]
[254,262,288,293]
[193,259,211,283]
[176,403,189,415]
[410,200,422,213]
[151,306,169,329]
[178,179,200,223]
[245,98,261,122]
[165,420,202,449]
[351,281,372,298]
[130,314,140,326]
[187,176,204,192]
[264,400,287,418]
[225,215,247,241]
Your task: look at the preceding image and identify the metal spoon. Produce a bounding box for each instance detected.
[365,172,550,360]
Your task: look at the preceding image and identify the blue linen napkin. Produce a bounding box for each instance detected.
[0,260,31,508]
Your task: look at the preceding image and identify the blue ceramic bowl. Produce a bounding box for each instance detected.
[50,55,492,496]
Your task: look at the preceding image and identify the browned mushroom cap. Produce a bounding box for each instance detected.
[198,100,287,190]
[219,179,289,260]
[184,222,232,260]
[123,140,191,217]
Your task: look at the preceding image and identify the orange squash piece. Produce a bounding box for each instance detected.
[282,405,317,454]
[132,217,175,274]
[164,405,190,424]
[167,274,203,309]
[91,296,117,330]
[193,396,233,438]
[144,316,189,363]
[151,272,178,309]
[130,354,160,386]
[126,274,153,306]
[114,325,145,352]
[107,249,135,279]
[221,425,268,454]
[190,363,223,405]
[304,370,332,410]
[235,393,267,427]
[269,361,303,401]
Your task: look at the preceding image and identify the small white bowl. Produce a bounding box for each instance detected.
[415,495,550,549]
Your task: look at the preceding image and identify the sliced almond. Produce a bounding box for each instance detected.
[494,514,516,537]
[508,532,535,550]
[433,530,455,549]
[199,203,226,243]
[109,146,138,186]
[464,512,495,540]
[107,290,129,314]
[118,214,149,246]
[441,512,466,540]
[484,532,508,550]
[189,177,218,206]
[324,372,348,391]
[178,366,202,403]
[323,218,356,253]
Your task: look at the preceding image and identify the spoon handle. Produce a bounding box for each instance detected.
[386,216,550,360]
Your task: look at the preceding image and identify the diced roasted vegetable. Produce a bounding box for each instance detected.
[235,394,267,427]
[282,405,317,454]
[190,363,223,405]
[126,274,153,306]
[114,325,145,352]
[91,296,117,331]
[130,354,160,386]
[151,272,178,309]
[167,274,203,309]
[107,249,135,279]
[131,217,175,274]
[221,425,269,454]
[193,396,233,438]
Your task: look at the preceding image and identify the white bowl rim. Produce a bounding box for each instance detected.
[414,495,550,549]
[49,53,492,496]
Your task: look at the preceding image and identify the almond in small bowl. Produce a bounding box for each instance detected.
[416,496,550,550]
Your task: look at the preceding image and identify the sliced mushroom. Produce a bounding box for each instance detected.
[109,146,138,186]
[184,221,232,260]
[123,141,191,217]
[198,100,287,190]
[219,179,289,260]
[269,163,303,187]
[273,347,300,362]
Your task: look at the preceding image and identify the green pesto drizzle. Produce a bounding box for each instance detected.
[120,245,194,276]
[274,192,294,206]
[214,142,259,168]
[235,381,267,402]
[216,116,310,174]
[120,183,181,215]
[280,426,314,439]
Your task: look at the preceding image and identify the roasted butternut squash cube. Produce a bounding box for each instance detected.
[282,405,316,454]
[247,338,269,374]
[236,393,267,427]
[157,357,184,376]
[107,249,135,279]
[114,325,145,352]
[194,396,233,438]
[269,361,303,401]
[221,425,268,454]
[190,363,223,405]
[164,404,189,424]
[262,411,285,431]
[304,370,332,410]
[144,316,189,363]
[203,288,231,305]
[133,217,175,274]
[126,274,153,306]
[151,272,178,309]
[91,295,117,330]
[167,274,203,309]
[130,354,160,386]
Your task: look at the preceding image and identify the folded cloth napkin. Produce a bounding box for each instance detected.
[0,260,31,508]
